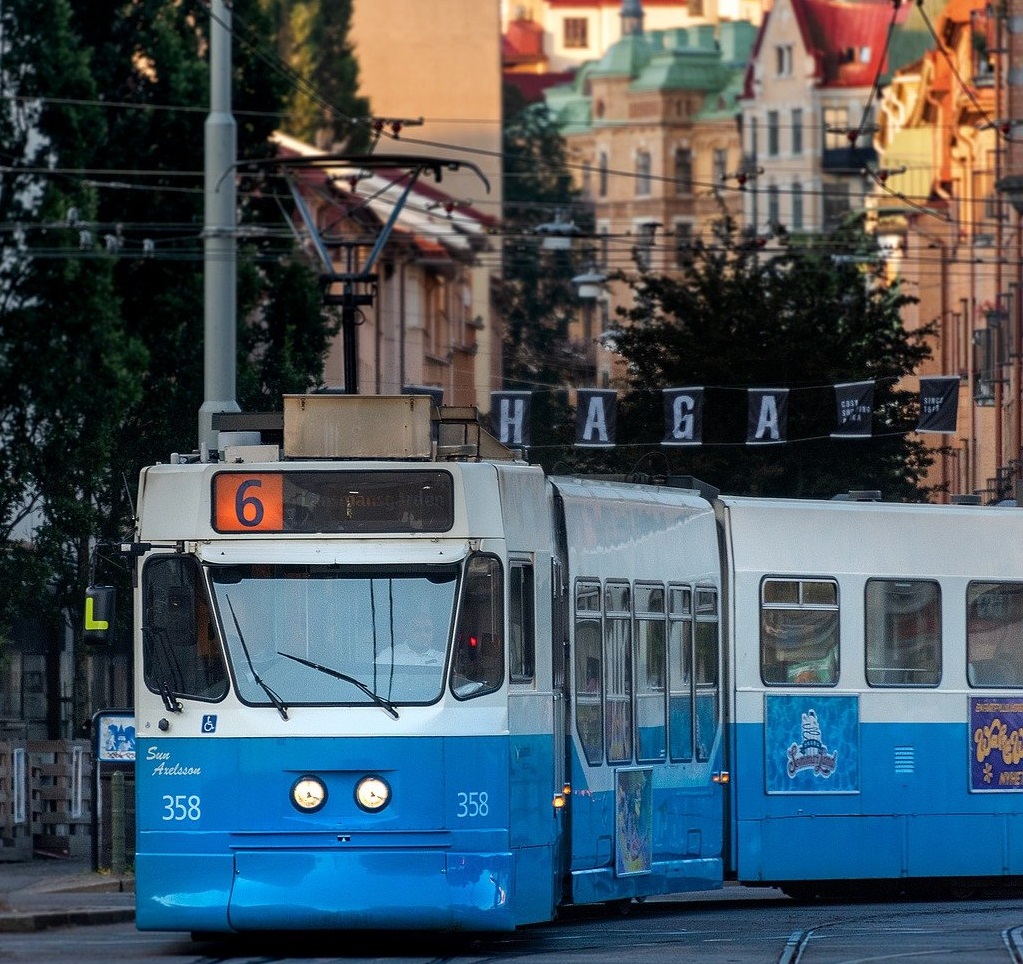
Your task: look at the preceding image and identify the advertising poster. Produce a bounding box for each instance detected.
[764,695,859,794]
[615,768,653,876]
[969,697,1023,791]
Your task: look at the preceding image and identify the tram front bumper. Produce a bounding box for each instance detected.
[137,849,517,932]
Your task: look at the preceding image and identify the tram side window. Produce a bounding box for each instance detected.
[142,555,228,702]
[574,580,603,765]
[760,578,839,685]
[451,554,504,699]
[865,579,941,686]
[668,586,694,762]
[635,584,667,762]
[694,588,719,762]
[605,581,633,763]
[967,581,1023,687]
[509,563,535,683]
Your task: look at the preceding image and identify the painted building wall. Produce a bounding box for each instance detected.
[350,0,504,408]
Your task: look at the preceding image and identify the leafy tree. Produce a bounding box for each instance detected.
[0,0,146,730]
[0,0,363,730]
[259,0,371,150]
[499,89,592,462]
[604,216,938,500]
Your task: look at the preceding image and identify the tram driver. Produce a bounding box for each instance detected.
[379,612,446,666]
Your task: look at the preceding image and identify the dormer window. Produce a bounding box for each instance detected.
[775,44,793,76]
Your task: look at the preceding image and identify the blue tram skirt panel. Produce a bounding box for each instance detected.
[733,694,1023,884]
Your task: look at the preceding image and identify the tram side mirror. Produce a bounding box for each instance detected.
[84,585,116,647]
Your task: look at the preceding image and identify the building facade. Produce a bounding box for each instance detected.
[350,0,505,411]
[544,6,756,385]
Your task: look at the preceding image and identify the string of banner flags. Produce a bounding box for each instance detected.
[486,376,961,449]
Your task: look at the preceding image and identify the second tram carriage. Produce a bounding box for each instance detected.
[85,396,1023,933]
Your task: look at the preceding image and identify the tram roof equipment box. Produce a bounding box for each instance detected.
[283,394,433,460]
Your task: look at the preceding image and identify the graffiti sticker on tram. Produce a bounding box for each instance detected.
[970,698,1023,791]
[764,695,860,794]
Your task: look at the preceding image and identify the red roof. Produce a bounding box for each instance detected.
[793,0,911,87]
[504,70,577,104]
[742,0,911,95]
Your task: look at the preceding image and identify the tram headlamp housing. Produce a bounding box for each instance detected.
[291,775,328,813]
[355,775,391,812]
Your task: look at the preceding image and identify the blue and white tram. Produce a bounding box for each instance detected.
[718,494,1023,897]
[89,398,727,934]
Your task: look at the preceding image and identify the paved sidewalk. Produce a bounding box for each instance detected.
[0,854,134,932]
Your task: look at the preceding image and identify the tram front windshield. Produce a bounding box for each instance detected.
[210,563,459,706]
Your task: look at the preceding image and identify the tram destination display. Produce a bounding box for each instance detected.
[212,470,454,533]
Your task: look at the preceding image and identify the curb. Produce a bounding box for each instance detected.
[0,907,136,933]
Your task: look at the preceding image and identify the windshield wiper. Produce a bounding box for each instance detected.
[225,596,289,721]
[159,680,183,713]
[277,651,400,720]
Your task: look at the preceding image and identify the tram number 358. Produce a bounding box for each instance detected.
[456,791,489,818]
[162,794,202,821]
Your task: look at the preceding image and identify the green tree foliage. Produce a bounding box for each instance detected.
[605,216,938,500]
[0,0,363,726]
[260,0,371,150]
[0,0,145,696]
[499,89,591,457]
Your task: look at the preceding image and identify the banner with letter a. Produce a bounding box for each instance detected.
[490,391,532,447]
[662,387,704,446]
[747,388,788,445]
[576,389,617,448]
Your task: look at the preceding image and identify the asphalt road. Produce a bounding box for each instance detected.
[3,886,1023,964]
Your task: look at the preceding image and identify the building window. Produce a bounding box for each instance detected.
[767,184,780,228]
[674,147,693,194]
[823,106,849,150]
[564,17,588,49]
[713,148,727,183]
[598,151,609,198]
[767,111,780,157]
[636,150,652,196]
[633,221,657,271]
[674,221,694,267]
[822,182,850,228]
[791,182,804,230]
[775,44,793,76]
[791,108,803,155]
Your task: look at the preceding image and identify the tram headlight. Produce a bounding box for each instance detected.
[354,775,391,812]
[291,775,328,813]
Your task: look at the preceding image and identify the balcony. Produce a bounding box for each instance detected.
[821,144,877,173]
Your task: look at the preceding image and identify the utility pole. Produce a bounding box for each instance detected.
[198,0,239,458]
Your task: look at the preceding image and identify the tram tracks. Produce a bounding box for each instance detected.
[769,900,1023,964]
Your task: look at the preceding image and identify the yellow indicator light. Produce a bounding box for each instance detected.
[553,794,566,809]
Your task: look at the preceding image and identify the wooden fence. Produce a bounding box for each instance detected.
[0,741,92,861]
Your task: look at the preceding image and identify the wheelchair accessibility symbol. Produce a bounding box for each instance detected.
[201,714,218,734]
